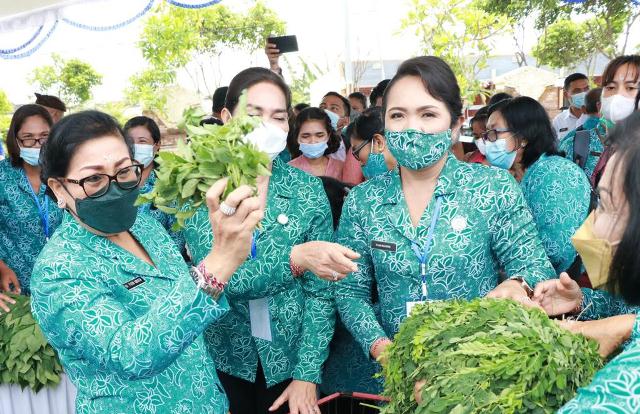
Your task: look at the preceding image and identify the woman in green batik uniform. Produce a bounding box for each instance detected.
[335,56,556,363]
[183,67,360,414]
[535,111,640,413]
[31,110,263,414]
[484,97,591,273]
[0,105,63,309]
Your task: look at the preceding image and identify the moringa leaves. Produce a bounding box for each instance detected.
[381,299,603,414]
[136,92,271,230]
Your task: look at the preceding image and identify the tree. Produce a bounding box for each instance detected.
[29,54,102,107]
[284,56,326,105]
[402,0,511,103]
[127,2,285,114]
[0,90,12,136]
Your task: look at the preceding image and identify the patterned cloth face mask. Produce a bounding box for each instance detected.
[385,129,452,170]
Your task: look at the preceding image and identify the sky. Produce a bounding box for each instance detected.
[0,0,638,107]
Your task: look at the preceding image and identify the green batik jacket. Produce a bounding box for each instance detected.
[559,116,606,179]
[183,157,335,386]
[30,213,230,414]
[520,155,591,273]
[139,170,186,253]
[559,289,640,413]
[0,159,63,294]
[335,154,556,356]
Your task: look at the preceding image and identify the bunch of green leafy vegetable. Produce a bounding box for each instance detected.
[136,93,271,229]
[0,293,63,392]
[381,299,603,414]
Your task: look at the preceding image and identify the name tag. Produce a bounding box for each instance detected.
[371,240,397,252]
[559,128,568,132]
[249,298,272,342]
[123,277,145,290]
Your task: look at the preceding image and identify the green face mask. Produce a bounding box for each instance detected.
[385,129,452,170]
[73,183,139,234]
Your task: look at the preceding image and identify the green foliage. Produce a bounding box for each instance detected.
[128,2,285,114]
[381,299,603,414]
[29,54,102,107]
[0,294,64,392]
[284,56,325,105]
[136,93,270,229]
[402,0,511,104]
[0,89,12,136]
[95,101,129,126]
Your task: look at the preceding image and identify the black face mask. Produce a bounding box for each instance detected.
[71,183,139,234]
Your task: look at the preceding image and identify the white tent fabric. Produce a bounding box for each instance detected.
[0,0,89,32]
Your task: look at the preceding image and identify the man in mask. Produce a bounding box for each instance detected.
[552,73,590,141]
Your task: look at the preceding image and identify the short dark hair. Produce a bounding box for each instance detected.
[6,104,53,168]
[323,91,351,117]
[487,92,512,108]
[224,67,292,114]
[563,73,588,91]
[212,86,228,114]
[584,88,602,114]
[470,106,489,126]
[34,93,66,112]
[370,79,390,107]
[352,107,383,144]
[348,92,367,111]
[602,55,640,88]
[319,176,353,230]
[606,111,640,303]
[488,96,559,169]
[290,107,341,157]
[383,56,462,128]
[294,103,310,112]
[41,110,133,200]
[123,116,161,144]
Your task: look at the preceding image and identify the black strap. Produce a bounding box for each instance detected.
[573,130,591,169]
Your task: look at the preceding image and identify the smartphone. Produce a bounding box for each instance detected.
[267,35,299,53]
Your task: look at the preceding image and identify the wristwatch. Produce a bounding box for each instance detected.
[510,277,534,298]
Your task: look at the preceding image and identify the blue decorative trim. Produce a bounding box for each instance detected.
[165,0,222,9]
[0,25,44,54]
[61,0,155,32]
[0,21,58,60]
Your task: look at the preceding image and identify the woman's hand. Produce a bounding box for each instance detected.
[203,179,264,283]
[414,380,426,404]
[265,41,281,73]
[370,337,392,365]
[0,261,20,294]
[0,293,16,313]
[558,314,636,358]
[269,380,319,414]
[487,279,538,308]
[533,273,582,316]
[290,241,360,281]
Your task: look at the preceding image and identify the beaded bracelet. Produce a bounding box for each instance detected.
[189,262,227,300]
[370,337,392,358]
[289,256,304,278]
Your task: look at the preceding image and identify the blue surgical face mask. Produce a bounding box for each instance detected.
[300,141,328,159]
[20,147,41,166]
[570,91,587,108]
[485,139,517,170]
[361,146,389,179]
[324,110,340,131]
[134,144,155,168]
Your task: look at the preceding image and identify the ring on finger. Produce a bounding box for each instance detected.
[219,202,237,216]
[331,271,339,282]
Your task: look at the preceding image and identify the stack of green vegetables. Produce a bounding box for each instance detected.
[381,299,603,414]
[136,93,270,229]
[0,293,63,392]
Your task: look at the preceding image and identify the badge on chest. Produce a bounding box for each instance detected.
[123,277,145,290]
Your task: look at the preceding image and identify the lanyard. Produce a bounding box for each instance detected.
[250,230,259,259]
[21,170,50,240]
[410,196,443,301]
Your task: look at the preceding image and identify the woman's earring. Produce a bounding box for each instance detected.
[57,199,66,208]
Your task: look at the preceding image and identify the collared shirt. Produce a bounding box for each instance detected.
[183,157,335,386]
[334,154,556,355]
[30,212,230,414]
[0,159,63,294]
[553,109,589,141]
[520,154,591,272]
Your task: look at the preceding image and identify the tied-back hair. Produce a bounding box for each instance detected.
[224,67,292,114]
[605,111,640,303]
[352,107,384,143]
[488,96,560,169]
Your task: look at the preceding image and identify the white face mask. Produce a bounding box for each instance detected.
[475,138,486,155]
[243,122,288,161]
[601,94,636,123]
[134,144,155,168]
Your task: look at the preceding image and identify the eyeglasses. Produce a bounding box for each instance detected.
[482,128,512,143]
[62,164,143,198]
[352,139,372,162]
[17,133,49,148]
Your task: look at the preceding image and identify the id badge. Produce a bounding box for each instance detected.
[249,298,273,342]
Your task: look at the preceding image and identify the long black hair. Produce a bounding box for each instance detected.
[123,116,161,144]
[6,104,53,168]
[605,111,640,302]
[488,96,560,169]
[289,107,341,157]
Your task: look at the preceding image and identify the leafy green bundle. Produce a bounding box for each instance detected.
[0,293,63,392]
[381,299,603,414]
[136,94,271,229]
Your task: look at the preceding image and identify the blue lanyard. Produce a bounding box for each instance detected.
[410,196,443,301]
[250,230,259,259]
[21,170,50,240]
